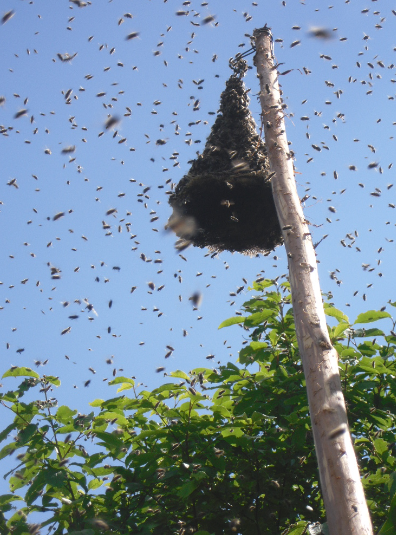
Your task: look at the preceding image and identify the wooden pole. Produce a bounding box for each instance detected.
[253,27,373,535]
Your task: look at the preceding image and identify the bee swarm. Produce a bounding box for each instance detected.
[168,58,283,255]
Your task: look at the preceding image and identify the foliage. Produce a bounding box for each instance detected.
[0,279,396,534]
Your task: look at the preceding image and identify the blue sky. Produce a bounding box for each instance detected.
[1,0,396,501]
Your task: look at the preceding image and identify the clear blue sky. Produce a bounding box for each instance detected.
[1,0,396,500]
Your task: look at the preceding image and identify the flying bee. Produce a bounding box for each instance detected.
[91,520,109,530]
[308,27,333,40]
[14,109,28,119]
[231,160,250,172]
[126,31,140,40]
[105,115,121,129]
[201,15,215,25]
[175,238,191,252]
[53,212,65,221]
[61,145,75,154]
[57,52,77,62]
[2,10,15,24]
[61,327,71,335]
[7,178,19,188]
[189,292,202,308]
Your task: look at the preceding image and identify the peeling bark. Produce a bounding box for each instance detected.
[253,27,373,535]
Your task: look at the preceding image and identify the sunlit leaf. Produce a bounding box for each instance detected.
[244,309,276,327]
[324,304,349,323]
[2,367,39,379]
[108,377,135,386]
[252,279,275,291]
[354,310,392,324]
[55,405,77,424]
[218,316,245,329]
[43,375,61,386]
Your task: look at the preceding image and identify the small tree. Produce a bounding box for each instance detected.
[1,279,395,534]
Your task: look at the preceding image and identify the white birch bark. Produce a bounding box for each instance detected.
[253,27,373,535]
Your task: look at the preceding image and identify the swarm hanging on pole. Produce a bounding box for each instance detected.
[167,55,283,255]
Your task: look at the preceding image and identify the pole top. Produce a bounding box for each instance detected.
[253,25,273,40]
[253,26,274,63]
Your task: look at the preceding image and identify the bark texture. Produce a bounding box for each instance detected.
[253,27,373,535]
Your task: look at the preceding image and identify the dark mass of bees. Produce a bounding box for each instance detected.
[167,57,283,255]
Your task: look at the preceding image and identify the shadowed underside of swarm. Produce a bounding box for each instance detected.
[168,61,283,255]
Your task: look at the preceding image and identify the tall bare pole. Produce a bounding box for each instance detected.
[253,27,373,535]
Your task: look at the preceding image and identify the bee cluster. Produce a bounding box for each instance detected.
[168,57,283,255]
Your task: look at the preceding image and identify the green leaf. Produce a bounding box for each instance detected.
[244,309,276,327]
[17,424,38,445]
[108,376,135,386]
[55,406,77,424]
[116,383,133,392]
[169,370,190,381]
[212,405,232,418]
[0,423,17,444]
[339,347,360,359]
[218,316,245,329]
[178,480,199,498]
[25,470,47,506]
[249,341,268,350]
[2,367,40,379]
[332,322,350,338]
[388,472,396,500]
[286,522,310,535]
[370,414,392,428]
[43,375,61,386]
[252,279,275,291]
[324,305,349,323]
[100,411,128,425]
[352,328,385,338]
[379,493,396,534]
[88,478,103,490]
[354,310,392,324]
[94,431,123,451]
[221,427,244,438]
[0,494,23,506]
[0,442,19,461]
[89,399,104,407]
[374,438,389,456]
